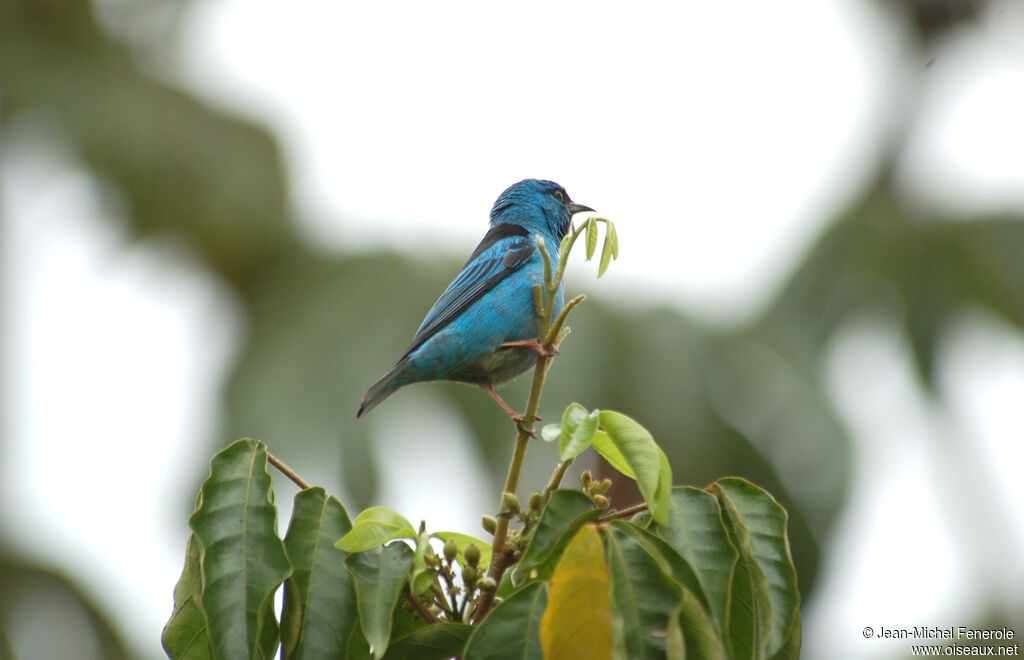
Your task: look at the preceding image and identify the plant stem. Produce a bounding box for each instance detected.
[598,502,649,522]
[403,587,438,624]
[266,449,311,490]
[544,459,574,495]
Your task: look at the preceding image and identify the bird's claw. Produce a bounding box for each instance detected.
[500,338,558,358]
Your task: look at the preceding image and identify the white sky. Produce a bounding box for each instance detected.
[2,1,1024,658]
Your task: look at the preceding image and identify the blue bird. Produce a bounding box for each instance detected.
[357,179,594,424]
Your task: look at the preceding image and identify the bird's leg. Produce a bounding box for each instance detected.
[499,338,559,358]
[477,380,539,436]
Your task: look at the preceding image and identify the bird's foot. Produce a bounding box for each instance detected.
[500,338,559,358]
[478,379,540,436]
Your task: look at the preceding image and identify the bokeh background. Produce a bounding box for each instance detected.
[2,1,1023,658]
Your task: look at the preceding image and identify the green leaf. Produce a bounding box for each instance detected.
[432,532,493,571]
[382,623,473,660]
[540,524,612,660]
[591,430,636,479]
[409,533,438,596]
[724,542,761,660]
[540,424,561,443]
[189,438,291,660]
[345,542,415,660]
[462,582,548,660]
[162,533,213,660]
[606,220,620,259]
[653,487,738,643]
[336,507,417,553]
[605,522,683,659]
[558,403,599,462]
[609,522,709,617]
[514,490,603,583]
[598,411,671,524]
[585,217,598,260]
[710,478,800,659]
[280,488,357,660]
[666,590,727,660]
[767,610,801,660]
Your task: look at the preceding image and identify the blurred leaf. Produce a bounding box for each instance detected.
[767,610,801,660]
[540,424,561,443]
[606,521,683,659]
[281,488,357,660]
[558,403,599,461]
[462,582,547,660]
[653,487,737,641]
[666,590,727,660]
[409,531,437,596]
[585,217,598,260]
[540,524,612,660]
[382,623,473,660]
[599,411,671,523]
[607,220,619,259]
[189,438,290,660]
[710,478,800,658]
[432,532,493,571]
[162,534,212,660]
[336,507,417,553]
[345,543,415,660]
[592,430,636,479]
[514,490,602,583]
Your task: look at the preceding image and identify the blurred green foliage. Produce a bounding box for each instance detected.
[1,0,1021,658]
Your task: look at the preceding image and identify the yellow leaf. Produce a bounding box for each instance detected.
[540,524,613,660]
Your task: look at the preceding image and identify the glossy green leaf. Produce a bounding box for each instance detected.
[462,582,548,660]
[280,488,357,660]
[345,542,415,660]
[666,590,727,660]
[163,534,213,660]
[653,487,737,642]
[598,411,671,524]
[540,524,612,660]
[585,217,598,260]
[336,507,417,553]
[610,522,709,616]
[725,542,761,660]
[606,521,683,659]
[710,478,800,658]
[382,623,473,660]
[591,430,636,479]
[513,490,603,583]
[558,403,599,462]
[432,531,493,571]
[188,438,291,660]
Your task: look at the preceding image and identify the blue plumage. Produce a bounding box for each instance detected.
[357,179,594,421]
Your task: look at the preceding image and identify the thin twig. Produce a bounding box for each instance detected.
[266,449,311,489]
[403,587,438,624]
[598,502,649,523]
[544,459,574,495]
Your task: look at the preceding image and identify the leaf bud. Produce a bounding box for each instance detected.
[464,543,481,568]
[580,470,592,489]
[479,576,497,591]
[529,491,544,511]
[501,492,520,513]
[481,515,497,535]
[593,494,609,508]
[591,478,612,495]
[443,537,458,563]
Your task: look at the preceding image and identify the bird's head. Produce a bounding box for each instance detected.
[489,179,594,241]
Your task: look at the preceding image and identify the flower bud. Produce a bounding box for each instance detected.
[464,543,481,568]
[461,565,477,584]
[424,553,441,568]
[591,478,612,495]
[593,494,609,508]
[580,470,592,489]
[481,515,497,535]
[443,537,458,563]
[501,492,520,513]
[529,492,544,511]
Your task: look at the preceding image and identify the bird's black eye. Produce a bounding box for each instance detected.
[552,189,566,202]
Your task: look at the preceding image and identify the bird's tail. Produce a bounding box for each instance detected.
[356,367,402,419]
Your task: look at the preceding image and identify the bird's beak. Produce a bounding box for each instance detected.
[567,202,595,215]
